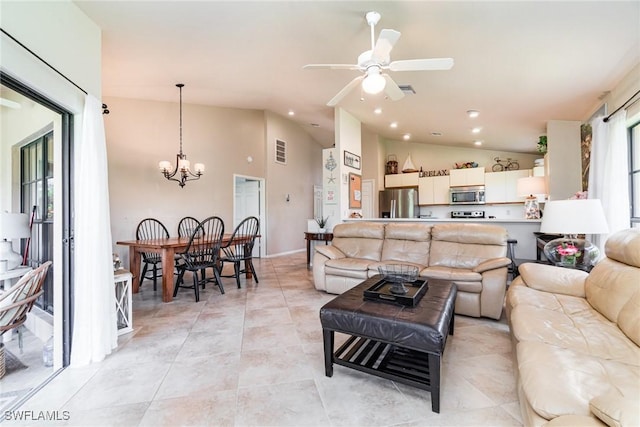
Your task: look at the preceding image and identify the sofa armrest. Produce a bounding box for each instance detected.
[473,257,512,273]
[315,245,346,260]
[518,262,589,298]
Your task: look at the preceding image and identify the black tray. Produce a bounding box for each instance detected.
[363,275,428,307]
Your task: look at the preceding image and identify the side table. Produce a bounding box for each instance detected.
[304,232,333,267]
[0,266,33,290]
[114,269,133,335]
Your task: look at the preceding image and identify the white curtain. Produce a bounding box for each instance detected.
[588,111,630,249]
[71,94,117,366]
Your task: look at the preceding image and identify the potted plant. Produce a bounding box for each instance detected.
[537,135,548,154]
[315,216,329,233]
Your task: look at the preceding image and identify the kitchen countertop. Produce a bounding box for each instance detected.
[344,218,542,224]
[342,217,541,259]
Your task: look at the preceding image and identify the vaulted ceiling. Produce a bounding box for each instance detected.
[74,1,640,153]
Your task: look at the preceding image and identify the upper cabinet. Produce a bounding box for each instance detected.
[418,175,450,205]
[449,167,485,187]
[485,170,531,203]
[385,172,419,188]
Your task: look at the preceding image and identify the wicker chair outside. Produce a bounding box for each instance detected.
[0,261,51,378]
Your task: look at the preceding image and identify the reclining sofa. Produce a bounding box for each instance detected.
[506,228,640,426]
[313,221,511,320]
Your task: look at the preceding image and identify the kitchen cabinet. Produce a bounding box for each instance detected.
[385,172,419,188]
[485,169,531,203]
[449,167,485,187]
[418,175,450,205]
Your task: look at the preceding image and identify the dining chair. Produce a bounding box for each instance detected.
[178,216,200,237]
[0,261,52,356]
[220,216,260,289]
[174,216,225,302]
[135,218,170,291]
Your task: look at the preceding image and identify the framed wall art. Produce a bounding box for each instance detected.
[349,173,362,209]
[344,150,361,170]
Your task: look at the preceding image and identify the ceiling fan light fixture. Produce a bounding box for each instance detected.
[362,68,386,94]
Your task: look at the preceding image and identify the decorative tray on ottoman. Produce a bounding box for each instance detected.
[363,264,428,307]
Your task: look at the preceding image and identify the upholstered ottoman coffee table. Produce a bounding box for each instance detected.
[319,276,456,413]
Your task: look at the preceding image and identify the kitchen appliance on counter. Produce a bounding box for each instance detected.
[450,185,485,205]
[451,210,486,219]
[379,187,419,218]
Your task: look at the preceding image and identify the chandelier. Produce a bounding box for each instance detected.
[158,83,205,188]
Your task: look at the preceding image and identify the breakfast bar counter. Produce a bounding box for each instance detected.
[343,218,541,260]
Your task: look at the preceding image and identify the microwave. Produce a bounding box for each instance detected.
[450,185,485,205]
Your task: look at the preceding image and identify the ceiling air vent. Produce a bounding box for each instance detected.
[398,85,416,95]
[275,139,287,165]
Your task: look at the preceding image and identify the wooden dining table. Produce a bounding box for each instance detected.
[116,234,253,302]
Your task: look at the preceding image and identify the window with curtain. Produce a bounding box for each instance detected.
[21,130,54,313]
[631,122,640,229]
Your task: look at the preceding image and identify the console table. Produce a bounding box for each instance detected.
[304,232,333,266]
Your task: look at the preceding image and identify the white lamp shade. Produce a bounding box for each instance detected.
[517,176,546,197]
[540,199,609,235]
[0,213,30,240]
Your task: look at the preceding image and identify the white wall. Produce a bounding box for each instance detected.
[264,110,323,255]
[106,98,322,260]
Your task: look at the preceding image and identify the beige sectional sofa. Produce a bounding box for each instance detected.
[312,221,511,320]
[506,228,640,427]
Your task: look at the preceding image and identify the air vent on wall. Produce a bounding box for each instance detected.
[275,139,287,165]
[398,85,416,95]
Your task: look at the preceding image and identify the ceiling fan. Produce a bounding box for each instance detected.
[304,11,454,107]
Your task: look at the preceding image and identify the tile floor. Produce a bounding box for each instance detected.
[4,252,523,426]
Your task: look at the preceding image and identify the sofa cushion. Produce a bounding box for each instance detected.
[331,222,385,262]
[604,228,640,268]
[586,258,640,326]
[511,303,640,365]
[420,266,482,282]
[325,258,372,279]
[517,341,639,420]
[590,388,640,427]
[429,223,507,269]
[518,263,588,298]
[381,223,431,266]
[618,288,640,347]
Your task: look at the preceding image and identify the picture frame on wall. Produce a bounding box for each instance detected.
[344,150,361,170]
[349,173,362,209]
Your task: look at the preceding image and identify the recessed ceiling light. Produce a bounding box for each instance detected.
[288,110,295,116]
[474,140,483,146]
[390,121,398,128]
[471,127,482,134]
[431,132,443,136]
[467,110,479,118]
[403,133,411,140]
[374,108,382,114]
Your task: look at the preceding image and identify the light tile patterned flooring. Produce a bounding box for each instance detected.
[5,252,523,426]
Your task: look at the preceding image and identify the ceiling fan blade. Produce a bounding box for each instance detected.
[327,76,364,107]
[303,64,360,70]
[372,29,401,63]
[383,74,404,101]
[389,58,454,71]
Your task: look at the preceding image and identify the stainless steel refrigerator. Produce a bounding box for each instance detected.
[379,187,419,218]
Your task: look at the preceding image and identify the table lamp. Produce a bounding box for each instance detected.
[539,199,609,269]
[0,212,30,272]
[516,176,546,219]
